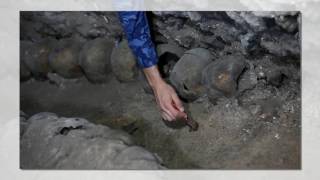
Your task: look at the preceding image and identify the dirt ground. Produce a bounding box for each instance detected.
[20,72,301,169]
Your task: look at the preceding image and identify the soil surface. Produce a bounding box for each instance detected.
[20,73,301,169]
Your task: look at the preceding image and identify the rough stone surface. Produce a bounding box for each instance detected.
[111,40,139,82]
[202,55,247,102]
[20,11,123,41]
[152,11,300,59]
[79,38,115,83]
[21,38,57,79]
[20,112,165,170]
[238,63,258,93]
[170,48,213,101]
[260,32,300,58]
[265,68,285,87]
[48,38,84,79]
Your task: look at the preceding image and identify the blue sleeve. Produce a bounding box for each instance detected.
[118,11,158,68]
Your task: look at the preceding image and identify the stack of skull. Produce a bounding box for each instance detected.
[20,36,251,102]
[20,37,139,83]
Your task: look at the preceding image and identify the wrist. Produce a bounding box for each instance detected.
[143,65,166,90]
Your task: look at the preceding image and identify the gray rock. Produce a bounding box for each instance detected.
[170,48,213,101]
[252,11,299,18]
[240,32,260,53]
[274,15,299,33]
[20,19,43,42]
[79,38,115,83]
[20,112,165,169]
[152,11,243,53]
[253,56,289,87]
[260,33,300,58]
[238,62,258,93]
[238,69,258,93]
[110,40,139,82]
[113,146,164,169]
[226,11,267,32]
[48,38,84,78]
[265,68,285,87]
[20,12,123,41]
[202,55,246,102]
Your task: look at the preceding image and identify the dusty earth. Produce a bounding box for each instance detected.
[20,71,300,169]
[20,11,301,169]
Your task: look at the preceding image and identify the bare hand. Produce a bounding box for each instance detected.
[152,80,187,121]
[143,65,186,121]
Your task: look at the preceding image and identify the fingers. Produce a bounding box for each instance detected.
[161,111,175,121]
[164,100,187,120]
[162,111,174,121]
[165,103,180,118]
[172,93,184,112]
[177,110,187,119]
[161,106,176,121]
[160,100,179,121]
[153,82,187,121]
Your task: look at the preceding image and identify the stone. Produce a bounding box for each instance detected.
[152,11,241,50]
[110,40,139,82]
[238,69,258,93]
[48,38,84,78]
[226,11,267,32]
[170,48,213,101]
[202,55,247,102]
[240,32,260,53]
[21,38,57,79]
[79,38,115,83]
[265,68,285,87]
[20,19,43,42]
[20,112,165,169]
[113,146,164,169]
[274,15,299,33]
[260,32,300,58]
[238,62,258,93]
[20,12,123,41]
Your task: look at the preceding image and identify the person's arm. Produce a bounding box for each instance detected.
[143,66,186,121]
[118,11,186,121]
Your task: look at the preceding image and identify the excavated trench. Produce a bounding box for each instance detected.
[20,78,200,168]
[20,11,301,169]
